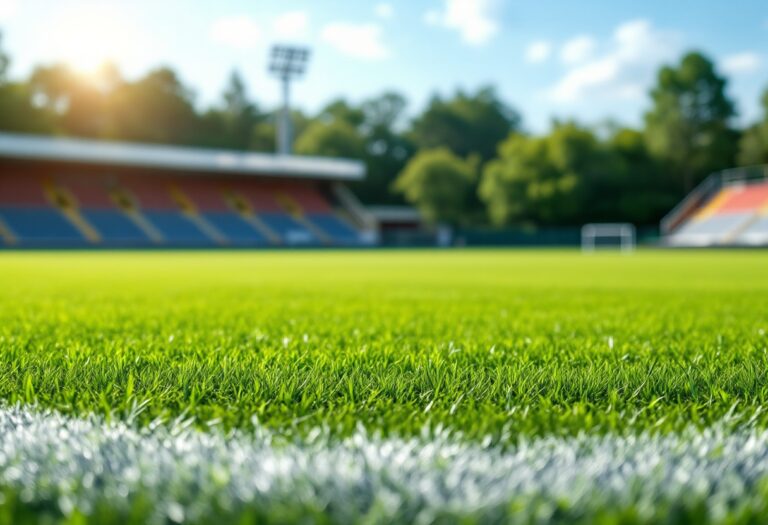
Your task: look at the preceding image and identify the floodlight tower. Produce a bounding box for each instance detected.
[269,45,310,156]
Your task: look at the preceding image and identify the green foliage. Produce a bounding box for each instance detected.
[198,71,264,151]
[608,128,680,224]
[354,92,413,205]
[0,44,766,223]
[480,123,625,225]
[395,148,478,225]
[644,52,739,191]
[295,120,365,159]
[0,82,57,134]
[0,32,9,83]
[738,90,768,165]
[317,98,366,128]
[106,67,201,145]
[1,250,768,442]
[409,86,520,161]
[294,93,412,205]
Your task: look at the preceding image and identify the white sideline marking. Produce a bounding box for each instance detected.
[0,406,767,522]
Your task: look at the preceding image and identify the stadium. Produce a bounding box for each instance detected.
[0,132,371,248]
[1,1,768,524]
[664,166,768,246]
[5,132,768,249]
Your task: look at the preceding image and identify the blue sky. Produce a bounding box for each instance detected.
[0,0,766,132]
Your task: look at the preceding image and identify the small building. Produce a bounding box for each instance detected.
[367,205,441,246]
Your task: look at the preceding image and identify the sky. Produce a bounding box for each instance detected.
[0,0,766,132]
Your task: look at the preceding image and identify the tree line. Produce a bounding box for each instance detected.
[1,33,767,227]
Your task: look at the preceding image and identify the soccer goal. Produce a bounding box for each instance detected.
[581,223,636,252]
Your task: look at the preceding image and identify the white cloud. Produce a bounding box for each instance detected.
[375,3,394,20]
[0,0,16,21]
[721,52,762,75]
[210,16,261,50]
[273,11,309,40]
[560,35,596,65]
[424,0,499,46]
[549,19,680,104]
[525,41,552,64]
[321,23,390,60]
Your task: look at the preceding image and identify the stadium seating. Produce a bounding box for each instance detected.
[175,179,269,245]
[307,213,360,244]
[669,182,768,246]
[0,170,364,248]
[0,173,84,245]
[0,207,85,245]
[80,210,148,245]
[202,212,269,245]
[739,216,768,245]
[0,132,368,248]
[258,212,317,245]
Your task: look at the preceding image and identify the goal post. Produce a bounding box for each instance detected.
[581,223,636,252]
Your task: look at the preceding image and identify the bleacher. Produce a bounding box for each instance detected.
[0,133,372,248]
[666,169,768,246]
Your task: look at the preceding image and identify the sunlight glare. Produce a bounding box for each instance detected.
[50,4,139,76]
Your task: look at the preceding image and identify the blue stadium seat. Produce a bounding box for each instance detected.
[143,211,212,245]
[736,216,768,245]
[82,210,148,245]
[202,212,267,245]
[308,214,360,244]
[259,213,317,245]
[669,212,752,247]
[0,207,84,245]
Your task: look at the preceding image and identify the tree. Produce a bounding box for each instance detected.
[0,32,56,134]
[362,92,407,132]
[220,71,260,150]
[250,121,276,152]
[738,89,768,166]
[479,123,625,226]
[107,67,201,145]
[0,82,57,134]
[199,71,262,150]
[394,148,477,226]
[318,99,365,128]
[608,129,679,225]
[29,63,123,138]
[299,94,413,205]
[354,92,413,205]
[409,86,520,161]
[294,120,365,159]
[644,51,738,192]
[0,32,9,84]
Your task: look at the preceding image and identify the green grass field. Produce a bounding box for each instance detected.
[2,249,768,524]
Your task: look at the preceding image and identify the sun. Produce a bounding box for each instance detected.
[50,4,140,75]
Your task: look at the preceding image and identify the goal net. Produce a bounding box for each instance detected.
[581,223,636,252]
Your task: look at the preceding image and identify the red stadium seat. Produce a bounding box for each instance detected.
[177,179,230,212]
[718,183,768,213]
[0,173,48,206]
[228,181,284,212]
[279,183,332,213]
[119,176,177,210]
[54,173,116,209]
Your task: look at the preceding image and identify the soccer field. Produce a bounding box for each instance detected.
[1,249,768,524]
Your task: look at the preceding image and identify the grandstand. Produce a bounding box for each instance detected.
[663,165,768,247]
[0,132,372,248]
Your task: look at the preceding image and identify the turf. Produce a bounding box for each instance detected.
[1,249,767,441]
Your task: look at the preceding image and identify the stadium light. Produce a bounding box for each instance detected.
[269,45,310,156]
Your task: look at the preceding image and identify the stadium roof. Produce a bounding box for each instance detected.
[0,132,365,181]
